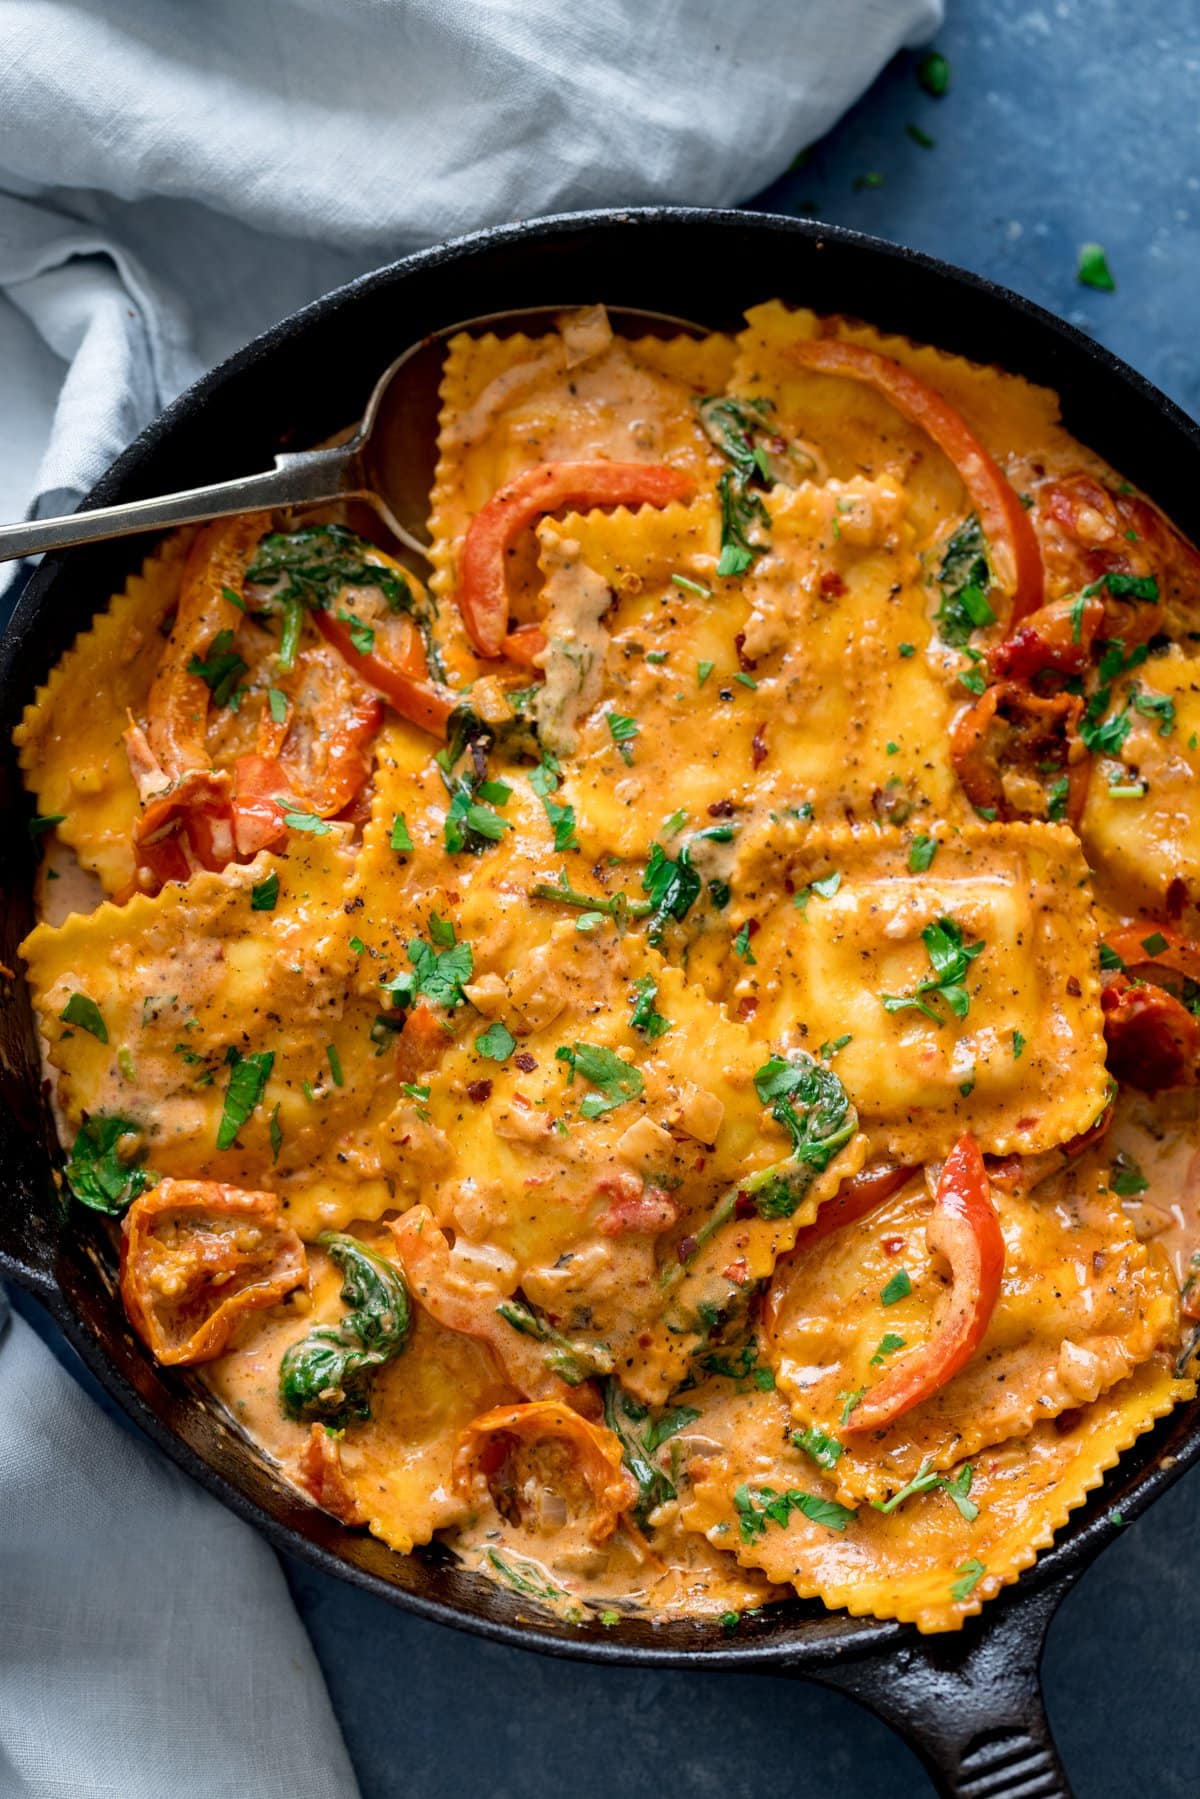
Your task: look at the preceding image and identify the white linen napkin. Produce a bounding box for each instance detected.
[0,3,942,1793]
[0,1290,360,1798]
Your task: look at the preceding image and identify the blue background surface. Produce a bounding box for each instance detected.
[14,2,1200,1793]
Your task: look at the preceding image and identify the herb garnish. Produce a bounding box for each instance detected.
[629,974,671,1039]
[880,916,985,1024]
[792,1424,845,1470]
[187,629,248,709]
[556,1042,644,1118]
[606,711,640,764]
[733,1482,856,1542]
[641,839,702,944]
[950,1557,987,1600]
[754,1052,857,1174]
[475,1021,516,1062]
[217,1048,275,1150]
[604,1381,699,1520]
[872,1460,978,1521]
[279,1233,411,1425]
[1077,244,1116,292]
[63,1115,151,1214]
[1110,1151,1149,1197]
[880,1268,912,1306]
[251,871,279,911]
[59,992,108,1042]
[381,927,473,1013]
[870,1331,907,1366]
[933,515,995,646]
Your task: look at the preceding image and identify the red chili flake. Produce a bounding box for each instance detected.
[707,798,736,818]
[466,1079,493,1104]
[746,918,761,938]
[734,1190,756,1220]
[677,1235,698,1264]
[882,1235,906,1255]
[733,631,758,673]
[1066,976,1081,998]
[819,570,847,598]
[751,724,768,769]
[736,995,759,1021]
[723,1258,751,1285]
[513,1052,537,1073]
[1092,1250,1107,1275]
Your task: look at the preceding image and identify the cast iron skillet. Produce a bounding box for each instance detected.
[3,208,1199,1799]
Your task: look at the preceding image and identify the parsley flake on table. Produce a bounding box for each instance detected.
[1078,243,1116,291]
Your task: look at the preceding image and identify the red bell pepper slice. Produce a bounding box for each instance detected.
[763,1163,912,1340]
[788,338,1044,624]
[843,1134,1004,1435]
[456,460,694,658]
[314,609,456,737]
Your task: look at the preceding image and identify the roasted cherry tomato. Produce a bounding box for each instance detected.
[456,460,694,657]
[294,1423,366,1526]
[788,338,1044,624]
[950,680,1088,825]
[989,593,1106,683]
[1101,975,1200,1090]
[844,1134,1005,1435]
[453,1399,637,1542]
[120,1178,306,1365]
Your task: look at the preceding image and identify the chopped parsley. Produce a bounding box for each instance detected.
[63,1115,151,1214]
[326,1043,344,1088]
[1012,1030,1026,1059]
[28,813,66,838]
[217,1048,275,1150]
[672,574,711,599]
[1110,1151,1149,1197]
[916,50,949,95]
[733,1482,855,1543]
[1077,243,1116,292]
[839,1388,865,1425]
[880,916,985,1025]
[880,1269,912,1306]
[698,659,715,686]
[381,929,473,1013]
[267,686,288,725]
[280,806,332,835]
[870,1331,906,1366]
[475,1021,516,1063]
[629,975,671,1039]
[1141,931,1169,957]
[792,1425,844,1470]
[556,1042,644,1119]
[873,1460,978,1522]
[820,1034,852,1059]
[187,629,248,709]
[250,871,279,911]
[933,515,995,646]
[733,922,757,964]
[906,122,936,148]
[390,812,414,853]
[335,607,375,656]
[59,992,108,1042]
[606,711,640,763]
[1046,775,1071,822]
[950,1557,987,1601]
[908,834,938,873]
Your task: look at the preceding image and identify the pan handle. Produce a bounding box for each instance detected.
[797,1576,1074,1798]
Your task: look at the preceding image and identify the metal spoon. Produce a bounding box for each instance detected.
[0,304,704,566]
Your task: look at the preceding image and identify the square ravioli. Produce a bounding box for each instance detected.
[535,482,967,859]
[709,819,1109,1160]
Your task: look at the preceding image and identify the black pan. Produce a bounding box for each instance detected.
[3,208,1198,1799]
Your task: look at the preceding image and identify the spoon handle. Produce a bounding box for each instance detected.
[0,443,358,564]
